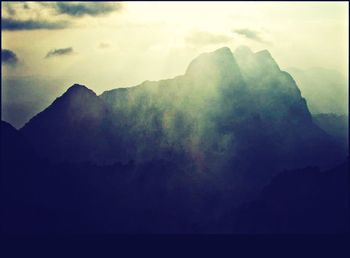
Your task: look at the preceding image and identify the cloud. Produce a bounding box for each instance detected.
[46,47,74,58]
[1,18,69,31]
[1,49,19,65]
[53,2,122,17]
[98,42,111,49]
[1,2,123,31]
[186,31,232,46]
[3,2,16,16]
[22,3,30,10]
[234,29,267,43]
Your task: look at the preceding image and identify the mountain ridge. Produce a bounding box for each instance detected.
[19,46,346,188]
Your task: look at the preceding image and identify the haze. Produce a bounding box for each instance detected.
[2,1,348,92]
[1,2,348,128]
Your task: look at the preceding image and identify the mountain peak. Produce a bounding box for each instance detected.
[65,83,96,96]
[185,47,239,77]
[21,83,105,131]
[254,49,280,71]
[255,49,272,58]
[212,46,232,56]
[190,46,234,62]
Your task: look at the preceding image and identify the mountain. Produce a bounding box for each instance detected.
[232,47,344,167]
[1,76,70,129]
[20,47,346,190]
[234,46,311,122]
[286,67,348,115]
[100,47,249,167]
[2,47,348,233]
[313,113,349,151]
[20,84,122,164]
[231,160,349,233]
[3,120,348,233]
[1,120,35,164]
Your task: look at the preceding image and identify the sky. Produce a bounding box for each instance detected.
[1,1,349,94]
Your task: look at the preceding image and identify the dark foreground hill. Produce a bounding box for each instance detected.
[2,123,348,233]
[312,113,348,151]
[230,161,349,233]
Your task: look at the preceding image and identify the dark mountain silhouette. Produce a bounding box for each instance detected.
[20,84,125,164]
[230,160,349,233]
[1,120,35,163]
[19,47,345,191]
[2,46,348,234]
[1,127,226,233]
[313,113,348,151]
[1,126,347,233]
[231,46,345,182]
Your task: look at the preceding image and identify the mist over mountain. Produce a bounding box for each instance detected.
[286,67,348,115]
[2,46,348,234]
[20,47,346,189]
[313,113,349,151]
